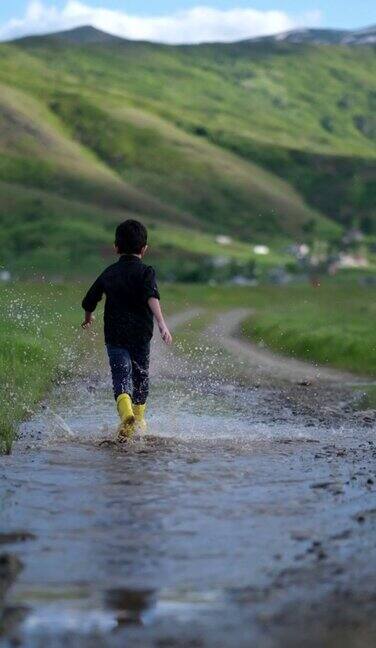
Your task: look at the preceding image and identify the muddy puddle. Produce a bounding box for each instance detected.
[1,316,376,647]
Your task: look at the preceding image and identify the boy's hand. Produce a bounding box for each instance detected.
[158,322,172,345]
[81,312,95,329]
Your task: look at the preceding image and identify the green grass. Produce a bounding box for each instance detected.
[0,31,375,276]
[46,91,332,237]
[0,283,84,453]
[0,180,293,278]
[19,36,376,221]
[150,222,290,265]
[242,283,376,376]
[1,278,375,453]
[163,280,376,377]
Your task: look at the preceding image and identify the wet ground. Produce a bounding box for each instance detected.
[1,311,376,647]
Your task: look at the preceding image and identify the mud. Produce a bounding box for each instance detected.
[1,310,376,647]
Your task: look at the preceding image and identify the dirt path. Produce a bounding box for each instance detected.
[207,308,365,385]
[1,309,376,647]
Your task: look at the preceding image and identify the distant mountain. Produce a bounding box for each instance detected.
[252,25,376,46]
[342,25,376,45]
[14,25,123,45]
[11,23,376,48]
[252,28,349,45]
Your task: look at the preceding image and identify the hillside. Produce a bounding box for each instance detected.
[0,26,375,276]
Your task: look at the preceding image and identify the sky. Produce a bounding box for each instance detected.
[0,1,374,43]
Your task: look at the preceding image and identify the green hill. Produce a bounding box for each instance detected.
[0,26,375,276]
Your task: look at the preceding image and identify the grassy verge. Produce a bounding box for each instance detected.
[241,283,376,377]
[0,282,87,453]
[162,281,376,377]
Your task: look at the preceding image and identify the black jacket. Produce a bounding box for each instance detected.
[82,255,160,348]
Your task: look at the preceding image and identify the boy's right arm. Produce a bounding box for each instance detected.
[81,276,104,329]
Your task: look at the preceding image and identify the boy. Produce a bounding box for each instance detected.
[81,219,172,439]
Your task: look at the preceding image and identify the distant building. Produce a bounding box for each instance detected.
[231,275,258,286]
[328,251,369,274]
[342,228,364,246]
[212,256,230,268]
[216,235,232,245]
[253,245,270,255]
[337,252,369,269]
[287,243,310,259]
[268,267,291,285]
[0,270,11,282]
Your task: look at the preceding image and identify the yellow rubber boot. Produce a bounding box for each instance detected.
[133,404,147,433]
[116,394,135,440]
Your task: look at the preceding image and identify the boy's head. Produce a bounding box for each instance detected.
[115,220,148,256]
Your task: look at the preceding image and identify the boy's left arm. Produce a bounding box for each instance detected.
[81,276,104,329]
[143,266,172,345]
[148,297,172,345]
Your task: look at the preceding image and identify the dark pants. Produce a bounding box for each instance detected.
[106,343,150,405]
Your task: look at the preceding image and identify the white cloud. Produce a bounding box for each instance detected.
[0,1,322,44]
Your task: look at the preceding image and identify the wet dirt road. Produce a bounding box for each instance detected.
[1,310,376,647]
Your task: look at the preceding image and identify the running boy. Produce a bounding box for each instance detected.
[81,220,172,439]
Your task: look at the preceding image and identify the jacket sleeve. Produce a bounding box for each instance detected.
[143,266,160,300]
[82,275,104,312]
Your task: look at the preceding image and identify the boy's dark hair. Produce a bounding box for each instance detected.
[115,220,148,254]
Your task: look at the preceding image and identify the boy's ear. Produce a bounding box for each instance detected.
[114,243,120,254]
[141,245,148,257]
